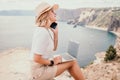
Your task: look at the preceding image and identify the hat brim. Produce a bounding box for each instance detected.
[52,4,59,11]
[36,4,59,21]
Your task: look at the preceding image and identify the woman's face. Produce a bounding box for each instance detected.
[48,9,57,22]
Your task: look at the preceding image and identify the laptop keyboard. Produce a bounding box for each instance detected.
[61,54,74,60]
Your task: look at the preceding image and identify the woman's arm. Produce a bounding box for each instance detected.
[51,26,58,51]
[34,54,51,65]
[53,31,58,51]
[34,53,62,65]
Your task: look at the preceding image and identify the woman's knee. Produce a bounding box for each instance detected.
[67,60,78,68]
[71,60,78,65]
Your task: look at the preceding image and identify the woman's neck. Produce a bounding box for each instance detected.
[46,20,54,28]
[46,23,51,28]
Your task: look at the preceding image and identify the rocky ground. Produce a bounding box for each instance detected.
[0,47,119,80]
[0,34,120,80]
[83,52,120,80]
[0,48,30,80]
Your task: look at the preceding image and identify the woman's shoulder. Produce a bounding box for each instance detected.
[34,27,48,36]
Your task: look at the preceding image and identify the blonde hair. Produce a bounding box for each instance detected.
[35,10,51,27]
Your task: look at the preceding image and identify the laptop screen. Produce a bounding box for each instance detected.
[67,40,80,58]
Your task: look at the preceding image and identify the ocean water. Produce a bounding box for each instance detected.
[0,16,116,66]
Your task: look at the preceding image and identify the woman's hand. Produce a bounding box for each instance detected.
[53,56,62,65]
[50,25,58,35]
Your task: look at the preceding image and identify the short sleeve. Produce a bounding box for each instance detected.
[31,28,49,55]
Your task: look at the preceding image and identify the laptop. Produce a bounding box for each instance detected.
[54,40,80,62]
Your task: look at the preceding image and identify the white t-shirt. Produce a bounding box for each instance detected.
[30,27,54,60]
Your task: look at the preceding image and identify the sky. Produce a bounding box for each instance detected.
[0,0,120,10]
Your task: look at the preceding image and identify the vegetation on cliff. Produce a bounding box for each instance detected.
[104,45,117,61]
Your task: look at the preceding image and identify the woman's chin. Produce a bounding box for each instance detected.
[52,20,56,23]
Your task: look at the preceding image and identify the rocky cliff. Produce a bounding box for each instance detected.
[57,8,120,33]
[115,35,120,56]
[0,38,120,80]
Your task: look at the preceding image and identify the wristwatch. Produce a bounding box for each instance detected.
[49,60,54,66]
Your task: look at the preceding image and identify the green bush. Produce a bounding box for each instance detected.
[104,45,117,62]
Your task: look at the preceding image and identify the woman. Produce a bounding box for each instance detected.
[30,2,85,80]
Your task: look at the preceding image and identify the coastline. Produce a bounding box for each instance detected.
[85,25,107,31]
[85,25,120,37]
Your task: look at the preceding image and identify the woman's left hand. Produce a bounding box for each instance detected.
[50,25,58,35]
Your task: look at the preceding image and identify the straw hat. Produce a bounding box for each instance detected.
[35,2,59,20]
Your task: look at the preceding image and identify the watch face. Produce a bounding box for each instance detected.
[49,60,54,66]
